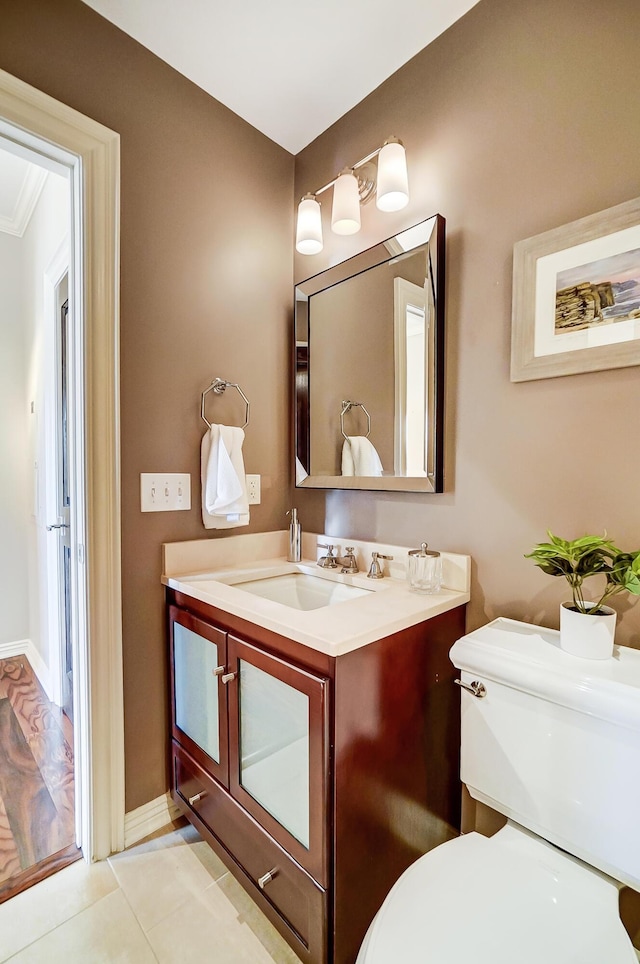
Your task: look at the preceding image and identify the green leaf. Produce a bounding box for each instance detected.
[575,551,610,576]
[535,559,572,577]
[547,531,569,550]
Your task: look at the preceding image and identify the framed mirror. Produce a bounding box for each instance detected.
[295,214,445,492]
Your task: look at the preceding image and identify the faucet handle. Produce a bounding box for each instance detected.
[367,551,393,579]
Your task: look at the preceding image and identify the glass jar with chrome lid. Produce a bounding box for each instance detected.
[407,543,442,594]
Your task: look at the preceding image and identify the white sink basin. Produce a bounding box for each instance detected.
[228,570,373,611]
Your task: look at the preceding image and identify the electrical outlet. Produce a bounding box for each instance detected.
[246,474,261,505]
[141,473,191,512]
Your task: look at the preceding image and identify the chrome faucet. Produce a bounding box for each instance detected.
[340,547,359,574]
[317,544,339,569]
[367,551,393,579]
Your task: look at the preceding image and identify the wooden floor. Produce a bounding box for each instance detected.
[0,656,79,902]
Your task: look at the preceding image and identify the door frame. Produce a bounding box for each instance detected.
[0,68,123,860]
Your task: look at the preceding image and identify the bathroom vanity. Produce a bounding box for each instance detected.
[163,533,470,964]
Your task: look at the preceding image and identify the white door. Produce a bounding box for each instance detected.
[54,291,73,720]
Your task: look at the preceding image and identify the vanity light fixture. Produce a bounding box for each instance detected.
[295,136,409,255]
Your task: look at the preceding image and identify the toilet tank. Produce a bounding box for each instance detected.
[450,618,640,892]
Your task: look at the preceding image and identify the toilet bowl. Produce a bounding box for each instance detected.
[357,825,637,963]
[357,617,640,964]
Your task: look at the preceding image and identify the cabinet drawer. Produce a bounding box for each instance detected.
[173,742,327,962]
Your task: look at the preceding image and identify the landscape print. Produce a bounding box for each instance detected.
[555,247,640,333]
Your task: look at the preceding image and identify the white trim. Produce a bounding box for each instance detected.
[0,68,123,861]
[0,639,52,701]
[124,793,181,850]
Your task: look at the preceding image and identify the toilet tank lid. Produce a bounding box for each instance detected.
[450,617,640,732]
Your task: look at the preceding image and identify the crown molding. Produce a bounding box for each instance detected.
[0,162,47,237]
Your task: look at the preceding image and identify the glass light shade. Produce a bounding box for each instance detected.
[376,139,409,212]
[296,195,323,255]
[331,171,361,235]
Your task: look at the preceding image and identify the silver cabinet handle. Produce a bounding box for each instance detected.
[258,868,278,889]
[221,672,236,684]
[212,665,225,677]
[188,791,206,805]
[454,679,487,698]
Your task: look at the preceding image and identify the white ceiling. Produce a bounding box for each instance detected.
[0,1,480,229]
[81,0,480,154]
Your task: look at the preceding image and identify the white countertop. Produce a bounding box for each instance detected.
[162,531,470,657]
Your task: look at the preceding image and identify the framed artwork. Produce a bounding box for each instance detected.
[511,195,640,381]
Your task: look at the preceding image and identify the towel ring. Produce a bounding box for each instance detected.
[201,378,250,430]
[340,400,371,440]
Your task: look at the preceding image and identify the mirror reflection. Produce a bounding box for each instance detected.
[295,215,445,492]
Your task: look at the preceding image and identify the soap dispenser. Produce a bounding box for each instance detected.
[287,508,301,562]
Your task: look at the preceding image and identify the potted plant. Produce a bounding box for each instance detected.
[525,532,640,659]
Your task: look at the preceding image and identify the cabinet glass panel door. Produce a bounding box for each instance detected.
[239,660,310,847]
[170,607,228,780]
[228,634,329,885]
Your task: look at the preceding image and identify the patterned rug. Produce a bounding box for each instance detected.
[0,659,76,895]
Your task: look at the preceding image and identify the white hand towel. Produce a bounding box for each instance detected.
[341,436,384,477]
[341,438,355,476]
[201,425,250,529]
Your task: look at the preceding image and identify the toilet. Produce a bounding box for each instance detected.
[357,617,640,963]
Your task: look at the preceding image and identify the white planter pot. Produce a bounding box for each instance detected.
[559,601,616,660]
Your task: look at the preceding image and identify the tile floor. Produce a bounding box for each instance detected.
[0,821,302,962]
[7,819,636,963]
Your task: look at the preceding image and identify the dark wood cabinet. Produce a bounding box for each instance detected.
[168,590,465,964]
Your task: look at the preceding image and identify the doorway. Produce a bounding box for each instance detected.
[393,277,428,476]
[0,67,123,869]
[0,140,81,898]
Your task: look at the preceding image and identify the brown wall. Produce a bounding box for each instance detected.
[0,0,294,809]
[2,0,640,819]
[294,0,640,650]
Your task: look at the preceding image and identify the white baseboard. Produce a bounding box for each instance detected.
[124,791,181,849]
[0,639,52,701]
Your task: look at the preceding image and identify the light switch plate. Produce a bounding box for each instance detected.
[141,473,191,512]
